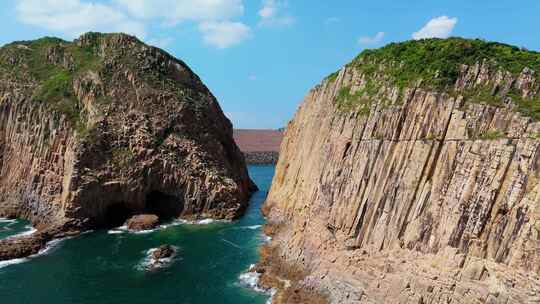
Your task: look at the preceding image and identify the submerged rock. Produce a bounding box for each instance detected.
[0,32,255,261]
[145,245,177,271]
[152,245,175,260]
[125,214,159,231]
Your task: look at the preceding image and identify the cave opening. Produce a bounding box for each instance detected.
[104,203,133,228]
[145,191,183,221]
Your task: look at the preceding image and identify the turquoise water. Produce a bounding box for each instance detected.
[0,218,34,240]
[0,165,274,304]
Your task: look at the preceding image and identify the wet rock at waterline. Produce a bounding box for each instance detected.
[144,245,178,271]
[126,214,159,232]
[152,245,176,260]
[0,222,81,261]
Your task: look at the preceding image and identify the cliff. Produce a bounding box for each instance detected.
[263,38,540,303]
[0,33,254,260]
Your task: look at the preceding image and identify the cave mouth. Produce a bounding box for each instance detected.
[145,191,183,221]
[104,203,134,229]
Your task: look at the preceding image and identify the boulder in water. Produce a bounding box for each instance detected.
[125,214,159,231]
[152,245,175,260]
[146,245,177,271]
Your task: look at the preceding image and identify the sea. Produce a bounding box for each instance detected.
[0,165,274,304]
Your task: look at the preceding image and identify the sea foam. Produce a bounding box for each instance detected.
[106,218,225,235]
[0,218,17,224]
[0,236,71,270]
[7,226,37,239]
[136,246,179,271]
[238,264,276,302]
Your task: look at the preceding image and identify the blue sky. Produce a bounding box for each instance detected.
[1,0,539,129]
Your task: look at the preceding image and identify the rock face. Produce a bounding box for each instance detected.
[0,33,254,260]
[125,214,159,231]
[264,39,540,303]
[152,244,175,260]
[145,244,177,271]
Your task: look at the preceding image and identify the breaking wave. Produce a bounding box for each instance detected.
[0,236,72,270]
[107,218,227,235]
[0,218,17,224]
[238,264,276,303]
[136,246,179,271]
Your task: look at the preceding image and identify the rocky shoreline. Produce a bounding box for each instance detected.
[249,220,329,304]
[0,221,81,262]
[242,151,280,165]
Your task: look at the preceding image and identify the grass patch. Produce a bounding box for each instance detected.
[335,86,352,105]
[0,34,108,135]
[34,70,73,102]
[463,85,504,107]
[351,37,540,92]
[336,37,540,120]
[529,133,540,140]
[326,71,339,82]
[111,147,135,168]
[334,79,383,115]
[507,90,540,121]
[24,37,68,81]
[477,130,505,140]
[33,70,86,128]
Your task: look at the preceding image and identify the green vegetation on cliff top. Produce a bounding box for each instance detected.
[0,36,103,129]
[330,37,540,119]
[350,37,540,90]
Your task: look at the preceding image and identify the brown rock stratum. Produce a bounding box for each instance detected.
[264,40,540,303]
[0,33,254,261]
[125,214,159,231]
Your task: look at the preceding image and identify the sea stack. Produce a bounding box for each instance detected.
[263,38,540,303]
[0,32,254,260]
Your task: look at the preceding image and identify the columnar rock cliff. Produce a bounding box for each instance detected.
[0,33,254,259]
[264,39,540,303]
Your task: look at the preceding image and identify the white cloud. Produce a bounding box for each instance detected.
[412,16,458,40]
[358,32,385,45]
[147,37,174,49]
[114,0,244,25]
[258,0,294,27]
[198,21,251,49]
[16,0,146,38]
[15,0,252,49]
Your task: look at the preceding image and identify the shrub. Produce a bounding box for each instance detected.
[351,37,540,91]
[335,38,540,120]
[478,130,505,140]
